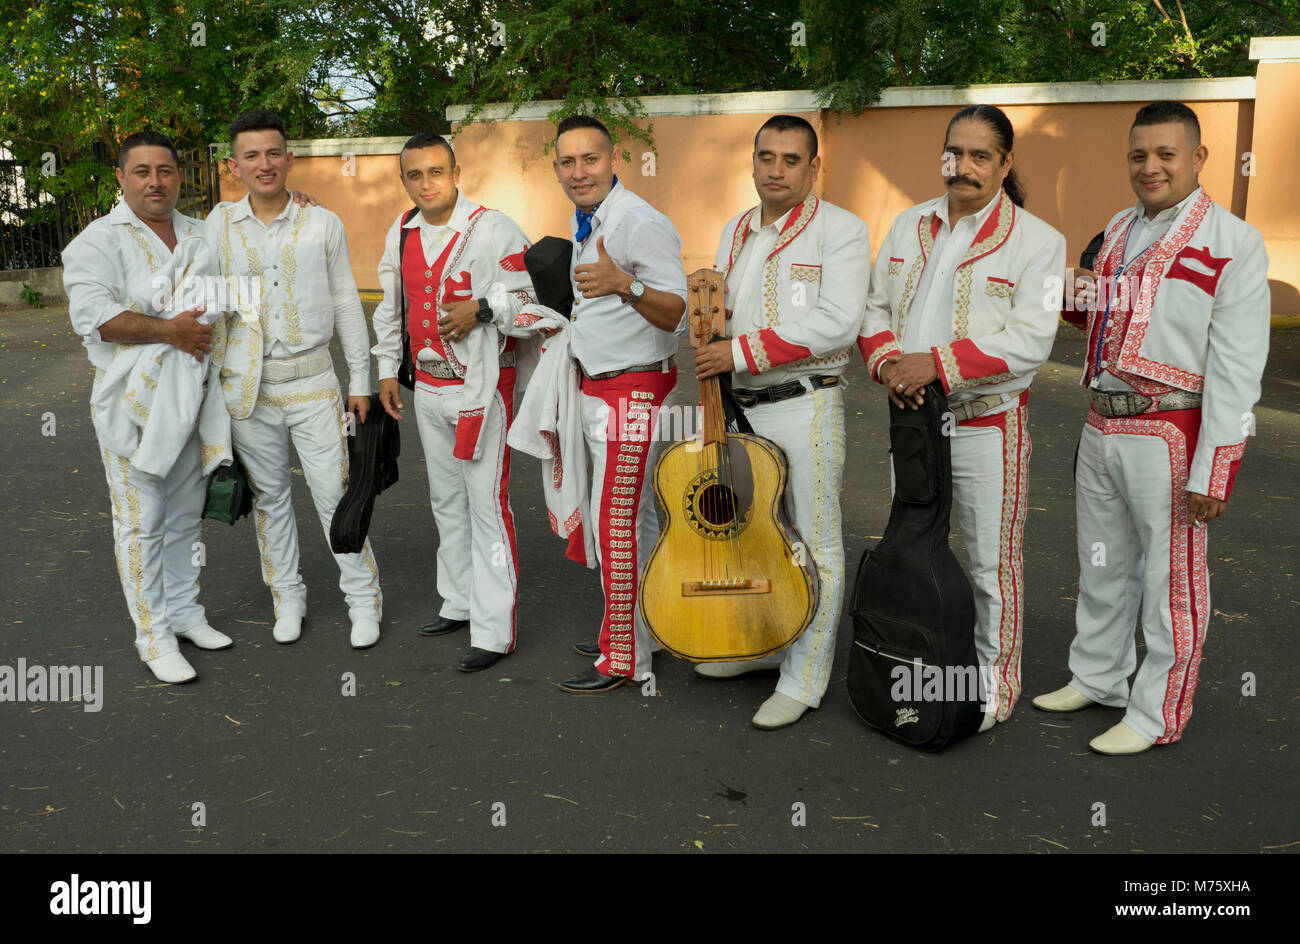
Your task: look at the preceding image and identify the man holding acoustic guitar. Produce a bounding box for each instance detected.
[694,115,871,729]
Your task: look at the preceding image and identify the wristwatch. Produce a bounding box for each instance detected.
[627,279,645,304]
[475,297,494,324]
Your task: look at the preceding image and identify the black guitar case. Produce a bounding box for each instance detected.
[847,382,985,750]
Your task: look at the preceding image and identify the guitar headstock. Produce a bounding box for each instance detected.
[687,268,726,350]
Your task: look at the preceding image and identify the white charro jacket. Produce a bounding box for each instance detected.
[857,190,1065,403]
[714,195,871,386]
[1081,187,1270,500]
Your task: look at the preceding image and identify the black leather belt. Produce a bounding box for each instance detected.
[733,374,839,408]
[581,356,674,381]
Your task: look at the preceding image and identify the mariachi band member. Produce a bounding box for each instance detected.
[858,104,1067,732]
[693,115,871,729]
[1034,101,1271,755]
[550,115,688,693]
[373,132,542,673]
[208,109,383,649]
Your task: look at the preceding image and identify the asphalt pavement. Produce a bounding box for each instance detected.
[1,304,1296,853]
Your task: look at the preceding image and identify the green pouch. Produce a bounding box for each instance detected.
[203,456,254,525]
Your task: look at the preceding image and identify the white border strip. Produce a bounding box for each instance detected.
[446,77,1254,124]
[1250,36,1300,61]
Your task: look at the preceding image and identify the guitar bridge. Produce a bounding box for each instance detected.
[681,579,771,596]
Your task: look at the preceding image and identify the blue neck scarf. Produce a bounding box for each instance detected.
[575,175,619,242]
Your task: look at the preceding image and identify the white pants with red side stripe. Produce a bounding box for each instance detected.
[581,367,677,680]
[745,384,847,708]
[414,373,518,654]
[231,368,382,624]
[1069,410,1209,743]
[98,426,208,662]
[949,396,1031,721]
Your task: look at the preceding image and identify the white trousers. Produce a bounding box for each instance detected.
[230,368,382,622]
[414,379,518,653]
[949,401,1031,721]
[98,425,207,661]
[1069,414,1209,743]
[746,385,847,708]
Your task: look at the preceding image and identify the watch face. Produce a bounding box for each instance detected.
[476,298,493,323]
[630,279,645,300]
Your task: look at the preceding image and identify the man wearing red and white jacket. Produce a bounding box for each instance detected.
[1034,102,1270,755]
[857,105,1066,732]
[373,132,541,674]
[694,115,870,729]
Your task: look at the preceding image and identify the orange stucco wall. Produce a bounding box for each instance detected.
[217,87,1294,316]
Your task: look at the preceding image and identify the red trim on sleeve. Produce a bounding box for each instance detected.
[757,328,813,368]
[737,335,760,375]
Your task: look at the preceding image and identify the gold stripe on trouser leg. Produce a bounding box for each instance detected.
[103,450,157,659]
[776,387,846,708]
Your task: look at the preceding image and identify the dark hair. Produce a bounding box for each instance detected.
[1131,101,1201,148]
[555,115,612,148]
[117,131,180,170]
[229,109,287,148]
[400,132,455,170]
[755,114,818,159]
[945,104,1025,207]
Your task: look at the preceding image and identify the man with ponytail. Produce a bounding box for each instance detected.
[858,104,1066,734]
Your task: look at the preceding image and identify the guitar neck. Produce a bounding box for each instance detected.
[700,375,726,447]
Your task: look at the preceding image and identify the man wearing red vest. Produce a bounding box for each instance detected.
[373,132,539,672]
[1034,102,1270,754]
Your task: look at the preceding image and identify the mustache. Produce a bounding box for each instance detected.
[945,176,980,188]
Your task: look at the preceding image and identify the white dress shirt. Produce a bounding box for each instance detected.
[206,194,370,398]
[725,206,789,356]
[567,179,687,375]
[903,190,1002,354]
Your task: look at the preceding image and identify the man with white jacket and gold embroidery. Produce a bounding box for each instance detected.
[857,105,1066,733]
[64,130,234,684]
[694,115,871,729]
[1034,101,1270,755]
[208,109,382,649]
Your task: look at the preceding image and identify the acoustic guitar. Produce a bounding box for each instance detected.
[639,269,819,662]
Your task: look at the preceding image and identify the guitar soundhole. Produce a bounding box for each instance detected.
[698,484,737,526]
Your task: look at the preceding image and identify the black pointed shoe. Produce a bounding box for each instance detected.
[559,668,629,693]
[419,616,469,637]
[458,647,505,672]
[572,641,601,657]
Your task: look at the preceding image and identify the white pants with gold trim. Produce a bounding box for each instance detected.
[230,368,382,623]
[97,425,208,661]
[745,385,847,709]
[413,380,518,654]
[949,401,1030,721]
[1068,414,1209,744]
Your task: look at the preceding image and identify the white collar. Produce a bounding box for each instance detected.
[936,189,1002,230]
[405,191,475,233]
[229,191,297,224]
[749,204,795,234]
[1133,185,1201,225]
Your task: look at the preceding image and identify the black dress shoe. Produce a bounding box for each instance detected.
[572,641,601,657]
[458,647,505,672]
[559,668,629,693]
[419,616,469,637]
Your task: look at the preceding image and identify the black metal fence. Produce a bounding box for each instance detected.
[0,147,214,272]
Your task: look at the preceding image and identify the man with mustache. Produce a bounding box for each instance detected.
[63,130,234,683]
[1033,101,1270,754]
[857,104,1066,731]
[207,109,382,649]
[372,132,541,672]
[693,114,870,729]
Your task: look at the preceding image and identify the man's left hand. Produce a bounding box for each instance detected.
[347,395,370,424]
[438,299,480,342]
[1187,491,1226,527]
[694,340,734,380]
[574,236,631,300]
[885,352,939,402]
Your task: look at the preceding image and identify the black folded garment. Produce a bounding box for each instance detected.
[330,394,401,554]
[524,236,574,319]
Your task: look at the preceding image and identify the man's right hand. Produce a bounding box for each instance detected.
[1072,267,1097,311]
[168,307,212,361]
[379,377,404,421]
